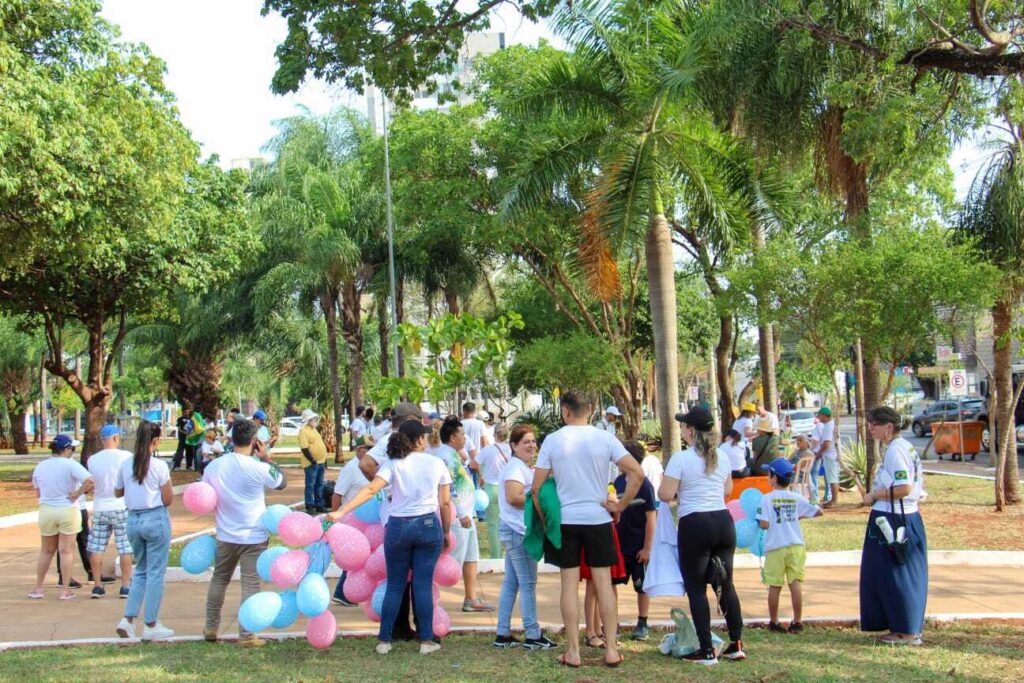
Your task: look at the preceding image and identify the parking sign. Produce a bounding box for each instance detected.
[948,369,968,397]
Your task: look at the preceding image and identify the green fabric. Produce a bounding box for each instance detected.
[484,482,502,559]
[750,434,780,472]
[524,478,561,562]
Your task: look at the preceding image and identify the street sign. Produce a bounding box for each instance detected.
[949,369,968,397]
[937,345,953,363]
[687,385,699,401]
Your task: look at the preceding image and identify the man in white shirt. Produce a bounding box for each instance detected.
[811,406,839,507]
[532,390,644,669]
[600,406,621,434]
[460,402,490,487]
[203,419,287,648]
[349,406,366,449]
[330,444,370,606]
[86,425,134,599]
[758,405,781,433]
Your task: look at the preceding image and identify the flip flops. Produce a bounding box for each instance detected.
[558,654,581,668]
[604,653,625,668]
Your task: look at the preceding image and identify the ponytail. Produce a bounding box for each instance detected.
[694,427,720,475]
[133,420,161,483]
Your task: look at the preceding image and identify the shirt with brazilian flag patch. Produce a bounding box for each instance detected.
[871,437,923,514]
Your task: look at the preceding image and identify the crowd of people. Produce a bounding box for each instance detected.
[27,392,927,662]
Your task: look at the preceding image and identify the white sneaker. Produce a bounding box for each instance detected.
[376,642,392,655]
[419,641,441,655]
[115,618,136,639]
[141,623,175,641]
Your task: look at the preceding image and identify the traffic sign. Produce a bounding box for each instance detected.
[949,369,968,397]
[687,385,699,401]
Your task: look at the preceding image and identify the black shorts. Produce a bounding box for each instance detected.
[613,550,646,593]
[559,523,616,569]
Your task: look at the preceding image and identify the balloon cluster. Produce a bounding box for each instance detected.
[726,488,767,557]
[182,485,456,649]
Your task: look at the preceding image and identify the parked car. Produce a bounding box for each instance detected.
[782,409,816,436]
[278,416,303,437]
[910,398,985,437]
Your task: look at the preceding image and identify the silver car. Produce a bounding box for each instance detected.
[782,410,816,436]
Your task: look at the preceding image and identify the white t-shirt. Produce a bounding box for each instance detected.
[664,446,731,519]
[477,442,511,483]
[600,418,617,435]
[371,421,391,443]
[812,420,837,460]
[641,454,664,493]
[756,489,820,552]
[871,437,924,514]
[462,417,487,455]
[200,440,224,460]
[32,457,92,508]
[87,448,131,512]
[733,417,754,447]
[116,456,170,511]
[761,412,780,431]
[368,431,391,466]
[535,425,628,525]
[350,418,367,439]
[334,458,367,503]
[718,442,747,472]
[498,457,533,535]
[377,451,451,518]
[202,452,284,544]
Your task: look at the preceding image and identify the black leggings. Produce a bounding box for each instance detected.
[677,509,744,651]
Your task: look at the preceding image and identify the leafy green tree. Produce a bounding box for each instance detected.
[0,316,42,453]
[508,332,627,399]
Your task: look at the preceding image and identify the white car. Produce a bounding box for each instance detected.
[278,417,303,437]
[782,409,816,437]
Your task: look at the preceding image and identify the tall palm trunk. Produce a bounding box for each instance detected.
[993,297,1021,508]
[377,295,390,378]
[340,281,365,423]
[716,314,736,433]
[322,295,344,461]
[751,222,778,416]
[645,207,680,455]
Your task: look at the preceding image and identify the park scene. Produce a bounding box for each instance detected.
[2,0,1024,680]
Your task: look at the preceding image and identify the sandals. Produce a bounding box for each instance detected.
[584,635,605,649]
[558,654,581,668]
[604,653,625,668]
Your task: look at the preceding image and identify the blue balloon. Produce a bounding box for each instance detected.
[739,488,763,520]
[371,581,387,617]
[734,518,759,549]
[180,535,216,574]
[238,591,283,633]
[354,496,381,524]
[256,546,289,582]
[262,504,291,535]
[474,488,490,514]
[749,529,767,557]
[272,590,299,629]
[297,573,330,617]
[305,540,332,575]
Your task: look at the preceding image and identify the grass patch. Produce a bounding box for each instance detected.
[0,622,1021,682]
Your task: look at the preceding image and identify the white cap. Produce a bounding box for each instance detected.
[605,406,621,417]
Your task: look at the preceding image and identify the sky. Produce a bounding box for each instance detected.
[100,0,555,166]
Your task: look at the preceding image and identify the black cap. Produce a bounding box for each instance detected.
[397,420,431,441]
[675,407,715,432]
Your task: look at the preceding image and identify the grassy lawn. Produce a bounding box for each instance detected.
[0,622,1021,682]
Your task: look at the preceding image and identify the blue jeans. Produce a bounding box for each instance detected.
[333,571,348,601]
[304,463,325,509]
[124,507,171,625]
[379,513,442,642]
[498,525,540,639]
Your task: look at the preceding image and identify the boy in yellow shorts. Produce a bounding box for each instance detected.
[756,458,822,634]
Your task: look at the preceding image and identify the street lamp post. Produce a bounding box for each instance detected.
[382,92,400,377]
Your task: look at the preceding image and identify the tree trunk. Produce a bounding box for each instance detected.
[340,281,364,417]
[82,397,109,463]
[716,314,736,434]
[862,351,882,482]
[11,409,27,454]
[167,354,224,422]
[377,295,390,378]
[444,288,460,315]
[323,296,345,461]
[395,277,405,378]
[646,210,681,455]
[993,297,1020,507]
[751,220,778,418]
[854,339,867,444]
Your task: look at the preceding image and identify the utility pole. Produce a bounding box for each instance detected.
[382,92,400,377]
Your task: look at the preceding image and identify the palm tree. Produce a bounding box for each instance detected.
[252,108,384,457]
[960,130,1024,509]
[501,0,752,451]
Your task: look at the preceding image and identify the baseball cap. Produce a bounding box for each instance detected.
[817,406,832,417]
[762,457,794,480]
[605,406,622,416]
[50,434,80,451]
[393,402,425,420]
[100,425,121,439]
[397,420,431,441]
[675,406,714,432]
[252,409,267,421]
[428,411,441,421]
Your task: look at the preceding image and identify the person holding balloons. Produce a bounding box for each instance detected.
[658,407,745,666]
[202,418,287,648]
[329,419,453,655]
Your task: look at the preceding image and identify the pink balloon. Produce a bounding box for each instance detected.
[306,610,337,650]
[362,598,381,623]
[442,530,457,554]
[364,523,385,550]
[433,606,451,637]
[341,569,376,604]
[341,512,369,532]
[364,545,387,581]
[432,582,441,605]
[328,524,371,571]
[726,499,746,522]
[279,511,323,547]
[270,549,310,589]
[182,482,218,515]
[433,553,461,587]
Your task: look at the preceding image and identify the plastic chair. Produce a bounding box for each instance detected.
[793,456,815,500]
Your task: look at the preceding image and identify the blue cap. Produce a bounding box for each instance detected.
[252,410,267,421]
[51,434,80,451]
[100,425,121,439]
[428,412,441,420]
[762,457,794,479]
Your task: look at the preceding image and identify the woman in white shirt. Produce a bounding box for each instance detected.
[477,423,511,560]
[329,420,453,656]
[658,407,745,666]
[719,429,748,478]
[494,425,556,650]
[860,406,927,646]
[114,421,175,641]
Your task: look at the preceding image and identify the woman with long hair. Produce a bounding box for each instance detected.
[114,421,175,641]
[329,420,452,655]
[658,407,744,665]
